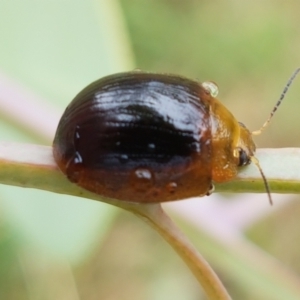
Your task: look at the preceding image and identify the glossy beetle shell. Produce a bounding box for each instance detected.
[53,71,256,203]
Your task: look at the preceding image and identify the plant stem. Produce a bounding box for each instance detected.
[1,142,300,299]
[131,203,232,299]
[1,143,300,195]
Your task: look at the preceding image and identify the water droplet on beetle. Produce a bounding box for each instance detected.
[119,154,128,163]
[65,151,82,183]
[202,81,219,97]
[74,151,83,164]
[74,126,81,147]
[135,169,152,180]
[130,168,154,192]
[167,182,177,193]
[147,143,156,151]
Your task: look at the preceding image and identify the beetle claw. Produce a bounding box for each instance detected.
[206,184,215,196]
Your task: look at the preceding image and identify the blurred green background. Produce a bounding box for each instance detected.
[0,0,300,299]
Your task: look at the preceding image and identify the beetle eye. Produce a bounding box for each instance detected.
[238,148,250,166]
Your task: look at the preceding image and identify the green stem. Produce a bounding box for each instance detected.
[131,204,231,299]
[1,143,300,195]
[1,142,300,299]
[0,142,233,299]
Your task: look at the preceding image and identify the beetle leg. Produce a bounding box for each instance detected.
[206,184,215,196]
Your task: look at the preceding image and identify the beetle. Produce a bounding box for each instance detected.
[52,69,300,204]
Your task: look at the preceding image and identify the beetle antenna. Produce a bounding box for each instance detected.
[250,156,273,205]
[252,68,300,136]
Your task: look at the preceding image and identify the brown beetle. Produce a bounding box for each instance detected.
[53,70,300,204]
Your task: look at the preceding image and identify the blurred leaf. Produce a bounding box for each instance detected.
[0,0,134,265]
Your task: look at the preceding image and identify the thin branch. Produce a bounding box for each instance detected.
[1,142,300,196]
[1,142,299,299]
[0,141,233,300]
